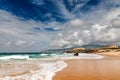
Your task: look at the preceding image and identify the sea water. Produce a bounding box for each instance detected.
[0,61,67,80]
[0,52,104,60]
[0,52,104,80]
[0,52,69,60]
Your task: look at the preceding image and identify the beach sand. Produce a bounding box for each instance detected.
[53,58,120,80]
[1,52,120,80]
[98,51,120,57]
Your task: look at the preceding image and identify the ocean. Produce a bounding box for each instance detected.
[0,52,72,60]
[0,52,104,60]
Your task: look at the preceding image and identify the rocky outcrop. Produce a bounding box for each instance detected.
[64,45,120,53]
[84,49,99,53]
[73,48,85,53]
[65,47,86,53]
[104,45,119,49]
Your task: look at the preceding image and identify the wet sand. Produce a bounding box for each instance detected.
[0,62,39,78]
[0,60,67,80]
[53,58,120,80]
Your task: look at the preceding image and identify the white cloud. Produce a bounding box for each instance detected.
[52,23,120,48]
[72,32,78,37]
[51,0,120,48]
[104,8,120,21]
[1,0,120,51]
[111,18,120,28]
[47,21,63,31]
[16,40,26,46]
[74,39,84,45]
[6,41,12,46]
[68,19,85,27]
[54,0,75,19]
[0,10,59,52]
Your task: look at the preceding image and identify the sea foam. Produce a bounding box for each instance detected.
[57,53,104,60]
[78,53,104,59]
[0,61,67,80]
[0,55,29,60]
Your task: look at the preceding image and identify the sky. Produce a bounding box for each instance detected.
[0,0,120,52]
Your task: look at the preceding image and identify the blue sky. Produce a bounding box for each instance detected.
[0,0,120,52]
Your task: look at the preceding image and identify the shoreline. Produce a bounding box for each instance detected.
[0,60,67,80]
[0,52,120,80]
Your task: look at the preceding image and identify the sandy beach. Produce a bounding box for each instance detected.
[53,51,120,80]
[98,51,120,57]
[0,52,120,80]
[53,58,120,80]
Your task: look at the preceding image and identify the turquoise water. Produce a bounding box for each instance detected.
[0,52,70,60]
[0,52,104,60]
[0,45,107,60]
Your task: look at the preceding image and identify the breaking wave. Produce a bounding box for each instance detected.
[0,55,29,60]
[0,61,67,80]
[0,52,104,80]
[0,53,104,60]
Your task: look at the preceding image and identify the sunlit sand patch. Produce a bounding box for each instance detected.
[99,51,120,57]
[53,58,120,80]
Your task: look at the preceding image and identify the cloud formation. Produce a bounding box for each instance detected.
[0,0,120,52]
[0,10,59,52]
[51,0,120,48]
